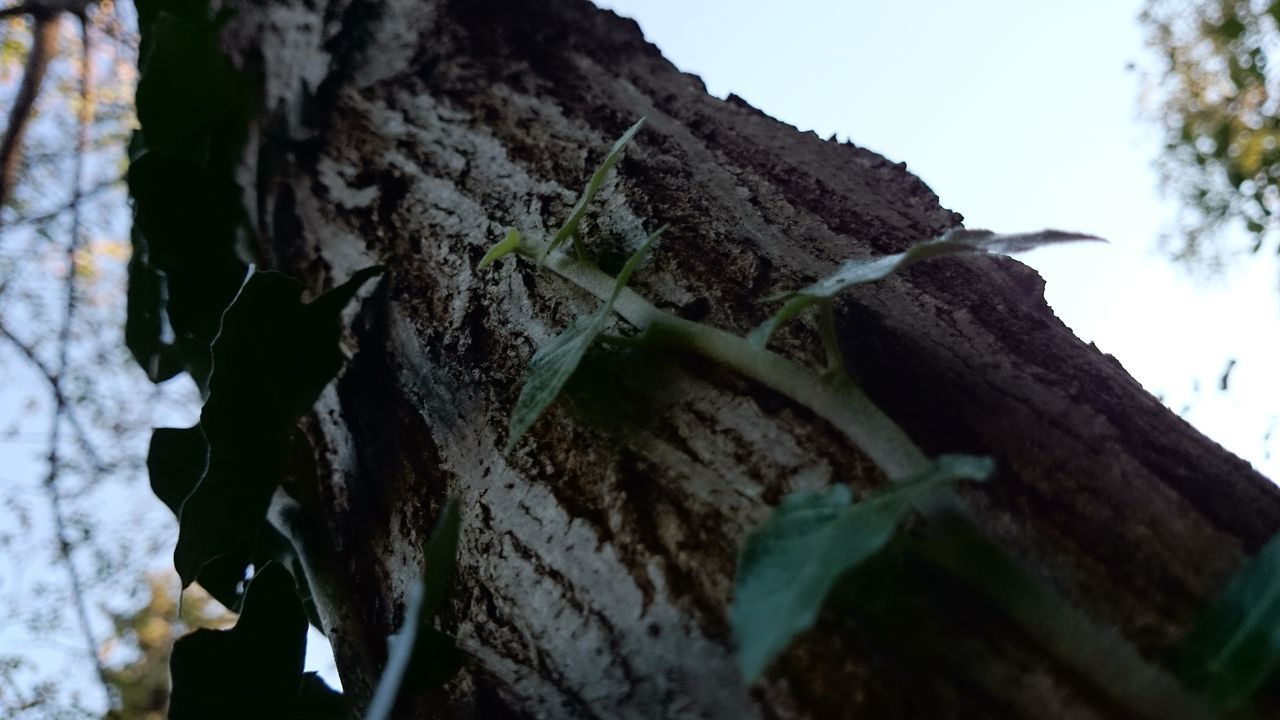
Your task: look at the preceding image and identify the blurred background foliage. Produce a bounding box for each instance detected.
[1143,0,1280,270]
[99,575,233,720]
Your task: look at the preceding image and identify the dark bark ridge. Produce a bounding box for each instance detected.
[215,0,1280,717]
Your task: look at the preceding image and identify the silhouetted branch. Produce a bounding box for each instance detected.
[0,175,124,230]
[0,320,104,470]
[0,13,58,213]
[0,3,38,20]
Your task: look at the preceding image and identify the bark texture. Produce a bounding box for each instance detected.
[216,0,1280,717]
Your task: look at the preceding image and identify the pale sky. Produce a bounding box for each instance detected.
[592,0,1280,481]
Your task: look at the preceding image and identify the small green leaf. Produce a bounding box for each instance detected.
[478,228,522,269]
[541,118,646,262]
[754,228,1102,346]
[173,267,382,587]
[508,316,604,450]
[365,499,463,720]
[507,227,663,449]
[790,229,1102,301]
[732,455,993,682]
[1177,531,1280,713]
[169,563,308,719]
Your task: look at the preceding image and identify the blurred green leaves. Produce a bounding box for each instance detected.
[365,499,465,720]
[1178,532,1280,713]
[1143,0,1280,264]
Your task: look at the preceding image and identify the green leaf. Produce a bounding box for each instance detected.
[732,454,993,682]
[1177,531,1280,712]
[173,267,383,588]
[194,524,301,613]
[135,12,249,159]
[148,426,208,516]
[540,118,646,262]
[365,499,464,720]
[169,563,308,719]
[128,152,248,389]
[507,227,663,449]
[129,0,255,389]
[148,418,307,611]
[124,231,186,383]
[506,316,603,450]
[753,228,1102,347]
[478,228,522,269]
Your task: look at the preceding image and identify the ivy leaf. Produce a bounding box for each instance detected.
[507,227,663,449]
[1177,531,1280,713]
[135,11,249,160]
[365,499,464,720]
[128,152,248,389]
[149,424,303,610]
[130,2,254,389]
[169,562,307,719]
[506,316,603,451]
[173,267,383,588]
[540,118,646,262]
[752,228,1102,347]
[148,426,208,516]
[194,525,307,615]
[124,234,186,383]
[732,454,993,682]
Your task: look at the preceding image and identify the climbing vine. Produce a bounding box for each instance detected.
[128,0,460,717]
[481,119,1280,719]
[124,2,1280,717]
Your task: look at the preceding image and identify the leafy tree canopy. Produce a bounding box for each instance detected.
[1143,0,1280,268]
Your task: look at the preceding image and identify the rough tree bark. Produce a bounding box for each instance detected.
[213,0,1280,717]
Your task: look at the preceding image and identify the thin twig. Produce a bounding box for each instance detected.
[0,175,123,231]
[40,17,116,711]
[0,320,104,470]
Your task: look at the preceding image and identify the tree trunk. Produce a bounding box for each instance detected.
[215,0,1280,717]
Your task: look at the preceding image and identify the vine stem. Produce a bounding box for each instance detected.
[520,239,1215,720]
[539,247,929,479]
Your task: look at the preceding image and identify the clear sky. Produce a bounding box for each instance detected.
[593,0,1280,481]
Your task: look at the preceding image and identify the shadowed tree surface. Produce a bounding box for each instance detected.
[140,0,1280,716]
